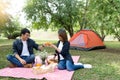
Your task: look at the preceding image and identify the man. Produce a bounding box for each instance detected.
[7,28,44,68]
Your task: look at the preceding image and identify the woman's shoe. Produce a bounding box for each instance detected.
[83,64,92,68]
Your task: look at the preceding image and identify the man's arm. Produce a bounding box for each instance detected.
[38,44,45,51]
[15,53,26,65]
[13,41,26,65]
[32,40,45,51]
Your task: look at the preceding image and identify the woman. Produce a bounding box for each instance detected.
[50,28,92,71]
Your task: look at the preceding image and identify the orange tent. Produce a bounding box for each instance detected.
[69,30,106,50]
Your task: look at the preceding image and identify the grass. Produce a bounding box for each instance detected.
[104,41,120,49]
[0,39,14,46]
[0,39,120,80]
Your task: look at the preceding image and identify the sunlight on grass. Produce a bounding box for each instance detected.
[110,62,120,75]
[0,39,14,46]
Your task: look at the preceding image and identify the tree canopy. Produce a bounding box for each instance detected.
[24,0,120,41]
[1,17,21,39]
[0,0,11,33]
[24,0,84,37]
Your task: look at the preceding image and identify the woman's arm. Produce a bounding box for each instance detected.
[51,44,61,53]
[51,41,70,55]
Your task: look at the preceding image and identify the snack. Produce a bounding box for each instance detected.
[32,64,57,74]
[35,63,42,67]
[34,56,42,67]
[45,42,52,46]
[47,59,58,64]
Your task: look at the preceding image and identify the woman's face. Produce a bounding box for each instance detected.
[58,35,63,42]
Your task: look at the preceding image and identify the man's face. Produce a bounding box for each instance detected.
[21,33,30,41]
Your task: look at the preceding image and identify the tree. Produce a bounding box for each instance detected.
[24,0,83,37]
[0,0,10,28]
[0,0,23,39]
[1,17,21,39]
[90,0,111,41]
[109,0,120,41]
[86,0,119,41]
[24,0,120,41]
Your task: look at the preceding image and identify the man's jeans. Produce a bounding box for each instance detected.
[7,54,35,67]
[58,59,84,71]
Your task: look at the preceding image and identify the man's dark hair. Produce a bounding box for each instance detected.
[20,28,30,36]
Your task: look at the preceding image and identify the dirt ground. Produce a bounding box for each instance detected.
[97,48,120,54]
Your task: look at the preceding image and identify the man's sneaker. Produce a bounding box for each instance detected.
[8,63,17,68]
[24,64,33,68]
[83,64,92,68]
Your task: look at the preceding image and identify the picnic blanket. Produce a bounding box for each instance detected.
[0,56,80,80]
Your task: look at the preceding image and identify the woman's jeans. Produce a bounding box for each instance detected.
[58,59,84,71]
[7,54,35,67]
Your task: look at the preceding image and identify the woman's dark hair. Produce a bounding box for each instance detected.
[20,28,30,36]
[58,28,68,42]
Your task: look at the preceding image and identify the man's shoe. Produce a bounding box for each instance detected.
[24,64,33,68]
[8,63,17,68]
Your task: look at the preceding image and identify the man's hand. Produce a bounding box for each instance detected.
[20,59,26,65]
[15,53,27,65]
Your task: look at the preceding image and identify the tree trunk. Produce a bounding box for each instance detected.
[116,35,120,42]
[66,27,74,37]
[79,0,89,30]
[118,38,120,42]
[101,35,105,41]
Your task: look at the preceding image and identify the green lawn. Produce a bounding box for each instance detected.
[0,39,120,80]
[104,41,120,49]
[0,39,14,46]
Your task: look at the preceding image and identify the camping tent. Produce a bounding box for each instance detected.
[69,30,106,51]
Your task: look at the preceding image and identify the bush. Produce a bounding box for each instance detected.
[7,32,20,39]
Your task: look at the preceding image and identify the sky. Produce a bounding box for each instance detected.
[6,0,25,15]
[6,0,26,25]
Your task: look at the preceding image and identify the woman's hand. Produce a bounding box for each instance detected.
[50,44,61,53]
[50,44,56,49]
